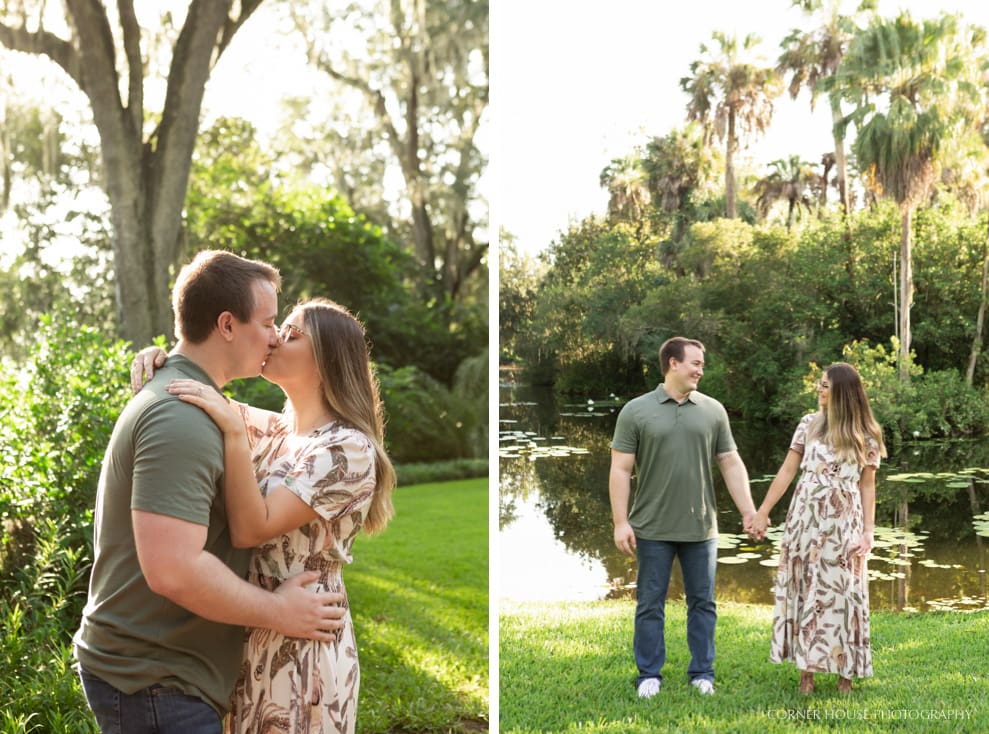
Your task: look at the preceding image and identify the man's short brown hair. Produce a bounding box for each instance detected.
[659,337,705,375]
[172,250,281,344]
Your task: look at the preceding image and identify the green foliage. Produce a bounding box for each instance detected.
[516,197,989,437]
[378,364,481,463]
[394,459,488,487]
[520,219,662,392]
[499,234,545,363]
[0,312,130,732]
[839,338,989,441]
[0,311,132,554]
[0,195,116,362]
[224,375,287,413]
[773,339,989,443]
[186,116,486,387]
[0,518,98,733]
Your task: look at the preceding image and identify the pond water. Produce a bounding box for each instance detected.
[499,377,989,612]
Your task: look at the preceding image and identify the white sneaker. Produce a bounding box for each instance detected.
[691,678,715,695]
[637,678,661,698]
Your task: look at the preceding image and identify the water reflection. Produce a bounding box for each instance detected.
[499,379,989,612]
[500,493,609,601]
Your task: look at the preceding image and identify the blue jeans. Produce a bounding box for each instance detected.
[78,666,221,734]
[633,537,717,686]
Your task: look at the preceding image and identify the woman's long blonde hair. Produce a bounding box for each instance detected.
[808,362,887,466]
[300,298,395,534]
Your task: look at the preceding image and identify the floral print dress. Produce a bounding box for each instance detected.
[227,406,377,734]
[769,413,880,679]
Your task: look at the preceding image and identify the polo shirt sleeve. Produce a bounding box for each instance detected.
[714,402,737,455]
[131,399,224,526]
[610,401,639,454]
[282,429,376,522]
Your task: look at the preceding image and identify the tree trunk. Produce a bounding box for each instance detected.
[2,0,262,344]
[830,97,850,219]
[725,111,737,219]
[898,207,913,382]
[966,218,989,386]
[403,72,436,276]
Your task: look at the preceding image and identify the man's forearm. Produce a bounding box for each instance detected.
[151,548,285,630]
[609,470,632,525]
[720,454,756,515]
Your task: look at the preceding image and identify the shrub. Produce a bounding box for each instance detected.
[0,312,132,567]
[378,362,483,463]
[772,339,989,443]
[0,310,129,732]
[394,459,488,487]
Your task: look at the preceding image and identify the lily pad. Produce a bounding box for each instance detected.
[717,556,749,565]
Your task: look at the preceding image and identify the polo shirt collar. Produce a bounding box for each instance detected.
[656,383,696,404]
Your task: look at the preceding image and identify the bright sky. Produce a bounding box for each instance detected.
[492,0,989,256]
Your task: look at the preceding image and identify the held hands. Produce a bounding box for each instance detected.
[273,571,347,641]
[131,346,168,393]
[743,510,770,541]
[166,378,243,435]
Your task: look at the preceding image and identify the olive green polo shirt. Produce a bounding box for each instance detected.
[611,384,737,541]
[74,355,250,715]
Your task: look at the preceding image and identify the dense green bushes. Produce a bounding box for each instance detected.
[772,339,989,442]
[0,314,130,731]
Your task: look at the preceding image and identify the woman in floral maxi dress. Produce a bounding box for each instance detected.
[750,362,885,695]
[166,298,396,733]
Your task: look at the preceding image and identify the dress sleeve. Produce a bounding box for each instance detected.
[282,427,377,522]
[864,437,882,469]
[789,413,814,454]
[236,403,284,450]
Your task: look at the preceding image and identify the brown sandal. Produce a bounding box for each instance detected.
[799,671,815,695]
[838,677,853,693]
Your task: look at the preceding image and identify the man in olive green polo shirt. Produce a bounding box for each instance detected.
[610,337,758,699]
[75,251,347,733]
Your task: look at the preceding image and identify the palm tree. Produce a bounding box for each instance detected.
[640,123,717,243]
[753,156,819,230]
[681,32,782,219]
[599,156,649,224]
[831,11,985,380]
[777,0,875,218]
[818,152,836,208]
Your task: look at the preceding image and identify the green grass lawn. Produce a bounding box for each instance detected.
[349,478,489,733]
[500,599,989,733]
[0,478,488,734]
